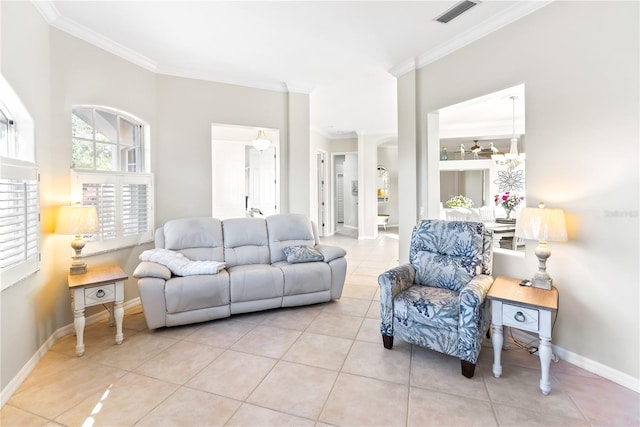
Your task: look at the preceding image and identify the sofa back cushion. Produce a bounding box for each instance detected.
[223,218,271,267]
[266,214,316,263]
[157,217,224,262]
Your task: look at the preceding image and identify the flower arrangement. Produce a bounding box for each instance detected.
[446,195,474,208]
[494,191,524,218]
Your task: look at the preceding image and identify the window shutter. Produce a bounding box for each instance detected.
[122,182,150,236]
[0,160,39,288]
[71,170,153,253]
[82,182,117,241]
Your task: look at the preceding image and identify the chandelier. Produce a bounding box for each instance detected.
[252,130,271,151]
[492,95,525,170]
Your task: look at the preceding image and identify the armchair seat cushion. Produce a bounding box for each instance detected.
[394,285,460,333]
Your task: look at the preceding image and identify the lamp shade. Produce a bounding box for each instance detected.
[252,130,271,151]
[515,203,567,242]
[56,205,98,235]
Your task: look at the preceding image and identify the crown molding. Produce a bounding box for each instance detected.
[155,65,289,93]
[286,83,316,94]
[33,0,158,72]
[32,0,60,23]
[389,57,418,78]
[390,0,554,78]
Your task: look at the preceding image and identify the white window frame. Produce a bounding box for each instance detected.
[1,75,39,290]
[71,106,153,254]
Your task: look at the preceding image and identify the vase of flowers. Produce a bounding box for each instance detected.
[446,195,474,209]
[494,191,524,220]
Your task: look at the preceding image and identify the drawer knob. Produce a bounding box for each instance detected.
[96,289,106,298]
[514,311,526,322]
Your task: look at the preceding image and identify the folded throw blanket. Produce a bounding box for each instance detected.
[139,248,226,276]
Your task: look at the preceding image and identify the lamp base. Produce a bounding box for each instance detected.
[70,260,87,275]
[531,276,552,290]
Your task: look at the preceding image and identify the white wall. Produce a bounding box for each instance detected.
[288,91,311,217]
[398,1,639,384]
[155,75,290,225]
[342,153,358,228]
[1,1,53,393]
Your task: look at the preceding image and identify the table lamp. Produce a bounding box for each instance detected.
[515,202,567,290]
[56,204,98,275]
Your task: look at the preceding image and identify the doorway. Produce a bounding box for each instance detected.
[332,152,358,238]
[211,124,280,219]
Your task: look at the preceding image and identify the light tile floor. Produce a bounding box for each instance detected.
[2,230,639,426]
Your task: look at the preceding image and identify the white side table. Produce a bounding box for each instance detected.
[68,265,127,356]
[487,276,558,395]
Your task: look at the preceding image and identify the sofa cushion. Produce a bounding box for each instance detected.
[165,272,230,314]
[266,214,316,263]
[228,264,284,303]
[163,217,223,250]
[272,261,331,295]
[283,245,323,263]
[223,218,271,267]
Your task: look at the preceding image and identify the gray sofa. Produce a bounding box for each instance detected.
[133,213,347,329]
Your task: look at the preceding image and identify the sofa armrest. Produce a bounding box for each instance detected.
[458,274,494,363]
[133,261,171,280]
[378,264,415,336]
[314,244,346,263]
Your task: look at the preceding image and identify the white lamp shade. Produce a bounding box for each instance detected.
[252,130,271,150]
[56,205,98,235]
[515,205,567,242]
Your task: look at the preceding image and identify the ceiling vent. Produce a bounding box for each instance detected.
[434,0,480,24]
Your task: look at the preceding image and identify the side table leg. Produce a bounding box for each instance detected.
[108,301,115,327]
[74,309,85,356]
[539,335,552,395]
[114,301,124,345]
[491,323,503,378]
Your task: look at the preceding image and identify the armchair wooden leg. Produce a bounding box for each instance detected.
[461,360,476,378]
[382,334,394,349]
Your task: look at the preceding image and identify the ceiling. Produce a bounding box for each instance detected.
[36,1,549,139]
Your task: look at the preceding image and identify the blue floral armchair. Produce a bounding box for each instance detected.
[378,220,494,378]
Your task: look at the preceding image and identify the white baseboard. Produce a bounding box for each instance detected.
[510,329,640,393]
[1,298,141,408]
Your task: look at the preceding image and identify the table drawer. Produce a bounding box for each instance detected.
[85,284,115,305]
[502,303,539,333]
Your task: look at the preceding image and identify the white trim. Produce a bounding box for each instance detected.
[389,57,418,78]
[32,1,157,72]
[390,1,553,78]
[0,297,141,408]
[156,66,289,93]
[510,329,640,394]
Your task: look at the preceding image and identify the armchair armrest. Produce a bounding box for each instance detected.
[133,261,171,280]
[378,264,416,337]
[458,274,494,363]
[314,244,347,263]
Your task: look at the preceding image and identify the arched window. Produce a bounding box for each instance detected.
[71,106,153,253]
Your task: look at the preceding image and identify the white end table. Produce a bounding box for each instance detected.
[487,276,558,395]
[68,265,127,356]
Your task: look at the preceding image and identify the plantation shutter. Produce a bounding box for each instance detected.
[122,182,150,237]
[71,171,153,253]
[0,159,39,288]
[82,182,117,241]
